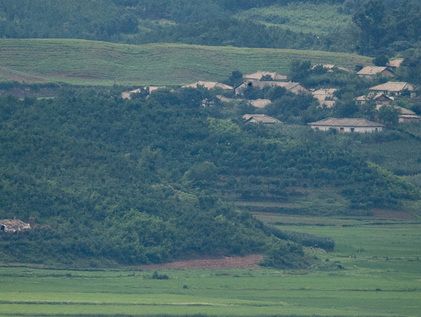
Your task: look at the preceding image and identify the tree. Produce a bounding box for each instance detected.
[378,106,399,127]
[373,55,389,66]
[226,70,243,87]
[289,60,311,82]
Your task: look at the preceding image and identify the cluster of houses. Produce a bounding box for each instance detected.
[121,58,419,134]
[0,219,31,233]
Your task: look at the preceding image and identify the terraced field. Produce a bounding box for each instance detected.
[0,39,371,86]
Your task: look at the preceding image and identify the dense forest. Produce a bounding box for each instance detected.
[0,0,419,54]
[0,86,418,265]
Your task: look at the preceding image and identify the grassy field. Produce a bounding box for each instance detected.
[1,214,420,317]
[236,3,352,35]
[0,39,370,86]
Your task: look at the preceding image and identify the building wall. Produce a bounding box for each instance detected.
[311,125,383,133]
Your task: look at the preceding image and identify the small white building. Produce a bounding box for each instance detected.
[309,118,384,133]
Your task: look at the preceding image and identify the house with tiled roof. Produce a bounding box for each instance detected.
[357,66,394,79]
[309,118,384,133]
[369,82,416,97]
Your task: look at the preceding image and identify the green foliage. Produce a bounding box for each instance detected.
[353,0,421,54]
[261,241,310,269]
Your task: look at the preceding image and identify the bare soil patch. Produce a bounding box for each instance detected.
[141,254,263,270]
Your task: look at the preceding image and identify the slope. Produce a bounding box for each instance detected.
[0,39,371,86]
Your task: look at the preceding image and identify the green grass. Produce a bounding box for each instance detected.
[236,3,352,35]
[0,39,370,86]
[1,215,420,317]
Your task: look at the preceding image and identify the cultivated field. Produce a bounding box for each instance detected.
[236,3,352,35]
[0,39,371,86]
[1,214,420,317]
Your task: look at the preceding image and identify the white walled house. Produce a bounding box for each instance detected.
[309,118,384,133]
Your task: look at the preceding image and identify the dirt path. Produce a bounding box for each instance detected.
[141,254,263,270]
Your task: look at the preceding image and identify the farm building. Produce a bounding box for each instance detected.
[242,114,280,125]
[183,81,233,91]
[357,66,394,79]
[312,88,337,108]
[309,118,384,133]
[369,82,416,97]
[235,80,308,95]
[244,71,287,81]
[0,219,31,233]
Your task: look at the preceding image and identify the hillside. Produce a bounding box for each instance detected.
[0,87,418,266]
[0,39,371,86]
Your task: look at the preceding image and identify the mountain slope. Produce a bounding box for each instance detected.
[0,39,371,86]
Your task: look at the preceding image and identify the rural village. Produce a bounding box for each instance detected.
[121,57,419,134]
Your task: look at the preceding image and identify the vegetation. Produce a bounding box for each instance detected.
[0,39,371,86]
[1,215,420,316]
[0,84,418,266]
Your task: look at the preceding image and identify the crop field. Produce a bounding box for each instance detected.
[236,3,352,35]
[0,39,370,86]
[1,215,420,317]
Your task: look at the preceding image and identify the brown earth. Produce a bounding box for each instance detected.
[372,209,415,220]
[141,254,264,270]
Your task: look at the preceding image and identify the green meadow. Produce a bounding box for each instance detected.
[1,215,420,317]
[0,39,370,86]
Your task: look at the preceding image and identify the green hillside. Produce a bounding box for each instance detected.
[0,39,371,86]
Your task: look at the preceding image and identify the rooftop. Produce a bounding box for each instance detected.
[243,114,280,124]
[309,118,384,128]
[183,81,233,90]
[369,82,415,92]
[357,66,389,76]
[244,71,287,81]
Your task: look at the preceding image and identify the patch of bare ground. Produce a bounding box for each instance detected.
[0,66,47,83]
[373,209,415,220]
[141,254,263,270]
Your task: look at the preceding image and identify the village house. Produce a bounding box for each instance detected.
[183,81,233,91]
[235,80,309,95]
[244,71,288,81]
[357,66,394,79]
[387,58,405,69]
[309,118,384,133]
[376,105,421,124]
[0,219,31,233]
[121,86,163,100]
[312,88,337,108]
[242,114,281,125]
[397,107,421,123]
[355,93,394,106]
[311,64,350,73]
[369,82,416,98]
